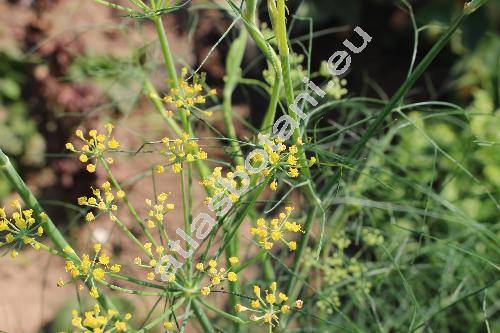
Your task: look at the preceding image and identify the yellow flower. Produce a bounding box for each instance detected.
[66,142,75,151]
[98,253,110,265]
[93,268,106,280]
[201,287,211,296]
[228,272,238,282]
[108,138,120,149]
[86,164,96,173]
[89,287,99,299]
[155,165,164,174]
[163,321,174,329]
[251,207,300,251]
[85,212,95,222]
[270,180,278,191]
[287,167,299,178]
[237,282,301,329]
[229,256,239,265]
[110,264,121,273]
[115,321,127,331]
[235,304,248,312]
[93,243,102,253]
[172,163,182,173]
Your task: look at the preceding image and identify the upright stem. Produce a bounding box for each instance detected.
[222,29,247,167]
[270,0,321,303]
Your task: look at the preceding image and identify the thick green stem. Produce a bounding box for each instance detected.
[270,0,321,305]
[0,149,75,260]
[0,149,117,312]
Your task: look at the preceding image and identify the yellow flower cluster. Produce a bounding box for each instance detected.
[145,192,175,229]
[236,282,303,330]
[260,140,316,184]
[64,243,121,298]
[201,166,250,204]
[0,200,45,258]
[133,242,173,283]
[196,257,239,296]
[161,67,216,117]
[250,206,301,251]
[77,181,125,223]
[66,123,120,173]
[156,133,208,174]
[201,141,316,202]
[70,303,131,332]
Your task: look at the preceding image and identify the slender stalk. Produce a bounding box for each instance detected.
[192,298,217,333]
[109,272,177,291]
[149,10,220,332]
[222,29,247,167]
[144,79,183,137]
[136,298,185,333]
[97,279,167,296]
[98,156,158,247]
[269,0,321,305]
[180,169,192,281]
[148,15,214,194]
[198,298,247,324]
[110,214,152,258]
[220,2,261,327]
[261,77,282,133]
